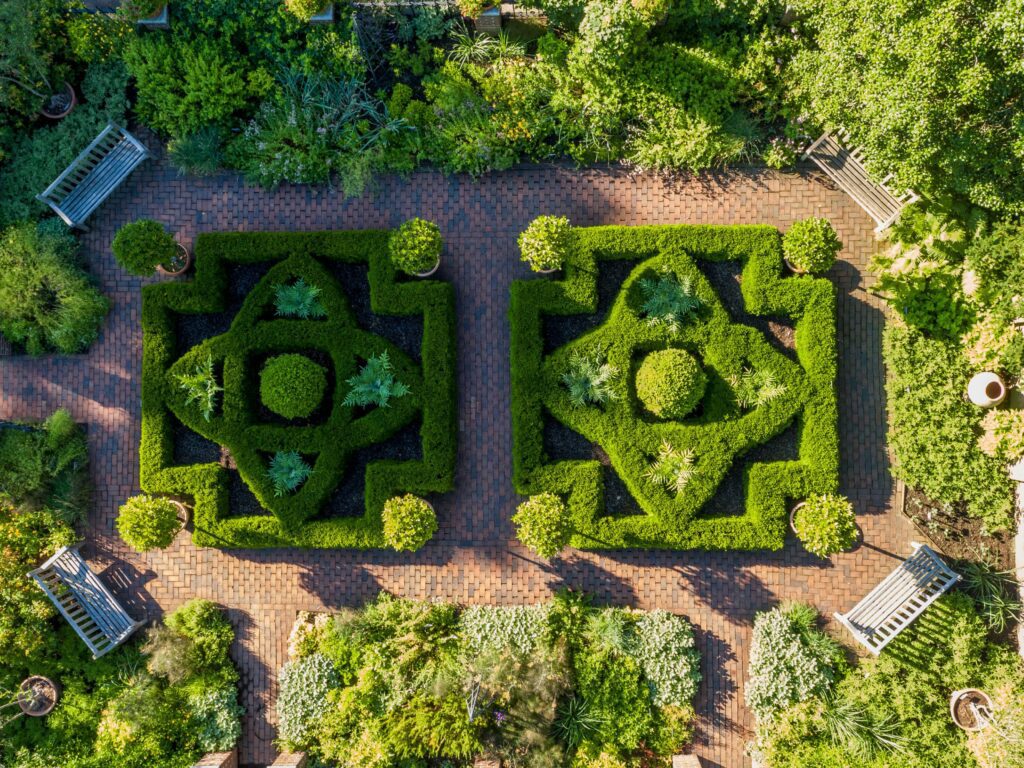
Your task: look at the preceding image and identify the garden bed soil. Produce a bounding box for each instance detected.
[903,486,1015,572]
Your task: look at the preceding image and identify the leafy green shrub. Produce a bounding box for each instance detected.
[112,219,178,277]
[729,366,787,410]
[639,266,701,334]
[763,137,798,170]
[343,352,410,408]
[144,624,197,684]
[978,408,1024,463]
[167,127,225,177]
[745,603,843,722]
[632,610,701,708]
[116,494,183,552]
[267,451,313,496]
[259,354,328,419]
[176,354,223,422]
[285,0,326,22]
[381,494,437,551]
[561,348,619,407]
[460,603,551,657]
[389,218,442,276]
[274,278,327,319]
[186,686,244,752]
[519,215,573,272]
[643,440,696,495]
[783,218,841,274]
[962,311,1024,373]
[513,492,571,557]
[0,409,88,511]
[0,222,109,355]
[793,493,857,558]
[957,561,1022,634]
[635,348,706,419]
[574,650,654,752]
[277,653,343,749]
[166,599,237,675]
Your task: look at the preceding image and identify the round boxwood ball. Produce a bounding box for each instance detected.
[636,348,706,419]
[260,354,327,419]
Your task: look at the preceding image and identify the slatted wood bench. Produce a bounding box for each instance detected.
[802,128,919,233]
[835,543,960,655]
[37,122,151,230]
[28,545,145,658]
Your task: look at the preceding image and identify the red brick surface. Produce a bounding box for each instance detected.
[0,150,913,768]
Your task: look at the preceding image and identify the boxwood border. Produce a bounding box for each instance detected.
[510,224,838,550]
[141,231,456,549]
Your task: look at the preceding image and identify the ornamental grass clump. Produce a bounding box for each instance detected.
[112,219,179,276]
[176,354,223,421]
[117,494,183,552]
[389,217,442,276]
[274,279,327,319]
[643,441,696,495]
[382,494,437,551]
[267,451,313,496]
[638,267,701,334]
[343,351,410,408]
[519,215,574,272]
[561,348,619,407]
[259,354,328,420]
[783,218,842,274]
[513,492,571,558]
[793,493,857,558]
[635,348,705,419]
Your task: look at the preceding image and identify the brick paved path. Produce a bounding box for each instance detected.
[0,151,914,767]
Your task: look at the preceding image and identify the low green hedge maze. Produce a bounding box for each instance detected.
[510,225,839,550]
[141,231,456,549]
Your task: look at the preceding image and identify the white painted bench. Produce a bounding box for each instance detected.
[36,122,151,230]
[835,543,960,655]
[28,545,144,658]
[802,129,919,233]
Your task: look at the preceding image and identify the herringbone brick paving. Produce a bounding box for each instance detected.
[0,148,914,767]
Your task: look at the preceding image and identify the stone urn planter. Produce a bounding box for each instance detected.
[783,257,807,275]
[950,688,993,731]
[157,242,193,277]
[967,372,1007,408]
[788,501,805,534]
[18,676,60,717]
[170,499,191,531]
[415,255,441,278]
[40,83,77,120]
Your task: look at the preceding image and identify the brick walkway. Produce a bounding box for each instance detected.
[0,151,914,767]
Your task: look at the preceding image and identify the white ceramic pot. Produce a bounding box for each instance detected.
[950,688,993,731]
[967,372,1007,408]
[415,256,441,278]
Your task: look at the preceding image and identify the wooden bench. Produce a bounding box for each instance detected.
[802,129,919,233]
[28,545,145,658]
[834,543,960,655]
[37,123,151,230]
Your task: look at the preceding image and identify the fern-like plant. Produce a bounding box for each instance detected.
[643,440,696,495]
[729,367,787,410]
[176,354,223,421]
[267,451,313,496]
[638,267,701,334]
[274,279,327,319]
[561,348,619,407]
[343,352,410,408]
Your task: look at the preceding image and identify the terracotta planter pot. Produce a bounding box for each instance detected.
[415,256,441,278]
[18,676,59,717]
[40,83,77,120]
[967,372,1006,408]
[950,688,992,731]
[157,243,192,277]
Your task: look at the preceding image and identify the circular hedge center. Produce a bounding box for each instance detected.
[260,354,327,419]
[636,348,706,419]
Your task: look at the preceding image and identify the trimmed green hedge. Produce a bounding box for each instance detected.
[510,224,838,550]
[141,230,456,549]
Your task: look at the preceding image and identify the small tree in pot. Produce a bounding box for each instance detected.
[389,218,443,277]
[783,218,842,274]
[112,219,190,277]
[513,492,572,558]
[791,493,857,557]
[382,494,437,551]
[0,0,77,120]
[117,494,187,552]
[519,215,574,273]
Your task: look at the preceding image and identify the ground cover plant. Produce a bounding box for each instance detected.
[140,228,456,549]
[277,591,701,766]
[510,222,838,550]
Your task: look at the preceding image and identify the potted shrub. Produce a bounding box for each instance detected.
[790,493,858,557]
[0,1,77,121]
[382,494,437,551]
[389,218,442,278]
[519,215,573,274]
[0,677,60,724]
[513,492,571,558]
[117,494,188,552]
[783,217,842,274]
[284,0,335,24]
[112,219,191,277]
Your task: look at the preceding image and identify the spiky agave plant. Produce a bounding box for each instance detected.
[274,279,327,319]
[343,351,410,408]
[729,367,787,410]
[176,354,223,421]
[267,451,312,496]
[821,695,907,759]
[561,348,619,407]
[643,440,697,495]
[554,695,602,749]
[638,266,701,334]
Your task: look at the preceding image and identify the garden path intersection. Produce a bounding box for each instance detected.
[0,149,914,768]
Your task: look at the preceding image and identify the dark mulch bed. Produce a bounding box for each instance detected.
[903,487,1016,572]
[172,415,221,466]
[544,260,638,354]
[175,263,268,354]
[701,421,799,517]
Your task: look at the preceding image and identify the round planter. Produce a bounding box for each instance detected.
[414,256,441,278]
[950,688,993,731]
[784,258,807,275]
[18,676,59,717]
[789,501,805,535]
[169,499,191,531]
[534,265,561,275]
[40,83,77,120]
[967,372,1007,408]
[157,243,192,277]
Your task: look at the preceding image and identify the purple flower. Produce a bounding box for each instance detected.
[494,710,507,725]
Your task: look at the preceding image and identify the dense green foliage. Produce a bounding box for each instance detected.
[116,494,183,552]
[510,223,838,550]
[791,493,857,557]
[0,221,109,355]
[112,219,178,277]
[635,348,707,420]
[561,347,620,407]
[274,278,327,319]
[519,215,573,272]
[343,352,411,409]
[278,593,700,766]
[381,493,437,551]
[782,218,840,274]
[140,230,456,548]
[389,217,442,275]
[513,492,572,557]
[259,354,328,419]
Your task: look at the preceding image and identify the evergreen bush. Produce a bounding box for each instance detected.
[112,219,178,276]
[519,215,573,272]
[381,494,437,551]
[783,218,841,274]
[259,354,328,419]
[635,348,706,419]
[792,493,857,558]
[389,217,442,276]
[116,494,183,552]
[513,492,571,557]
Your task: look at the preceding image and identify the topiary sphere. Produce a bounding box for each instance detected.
[783,217,842,274]
[259,354,327,419]
[382,494,437,551]
[112,219,178,276]
[636,348,706,419]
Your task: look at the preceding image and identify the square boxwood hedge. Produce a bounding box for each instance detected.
[141,231,456,549]
[510,224,838,550]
